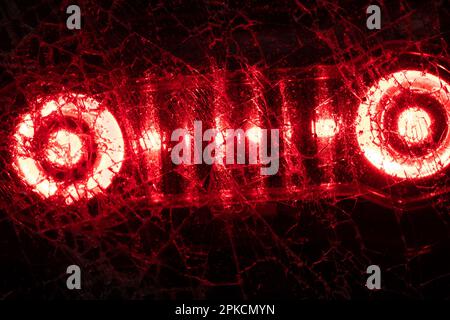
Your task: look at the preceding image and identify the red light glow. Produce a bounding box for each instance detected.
[246,126,263,143]
[45,129,84,168]
[312,118,338,138]
[356,70,450,179]
[397,107,431,144]
[12,93,125,204]
[139,128,162,152]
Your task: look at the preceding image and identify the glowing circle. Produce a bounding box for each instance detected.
[397,107,431,144]
[45,129,84,167]
[356,70,450,179]
[12,93,125,204]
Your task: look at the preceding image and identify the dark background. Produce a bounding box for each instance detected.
[0,0,449,299]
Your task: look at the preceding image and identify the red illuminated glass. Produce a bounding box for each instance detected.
[9,69,450,205]
[356,70,450,179]
[11,93,125,204]
[397,107,431,144]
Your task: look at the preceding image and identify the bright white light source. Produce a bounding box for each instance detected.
[247,126,263,143]
[397,107,431,143]
[356,70,450,179]
[139,128,162,151]
[313,118,338,138]
[46,129,83,167]
[12,93,125,204]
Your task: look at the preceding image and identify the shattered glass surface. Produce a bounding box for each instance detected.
[0,0,449,299]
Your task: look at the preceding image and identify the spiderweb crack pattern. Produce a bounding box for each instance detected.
[0,0,449,299]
